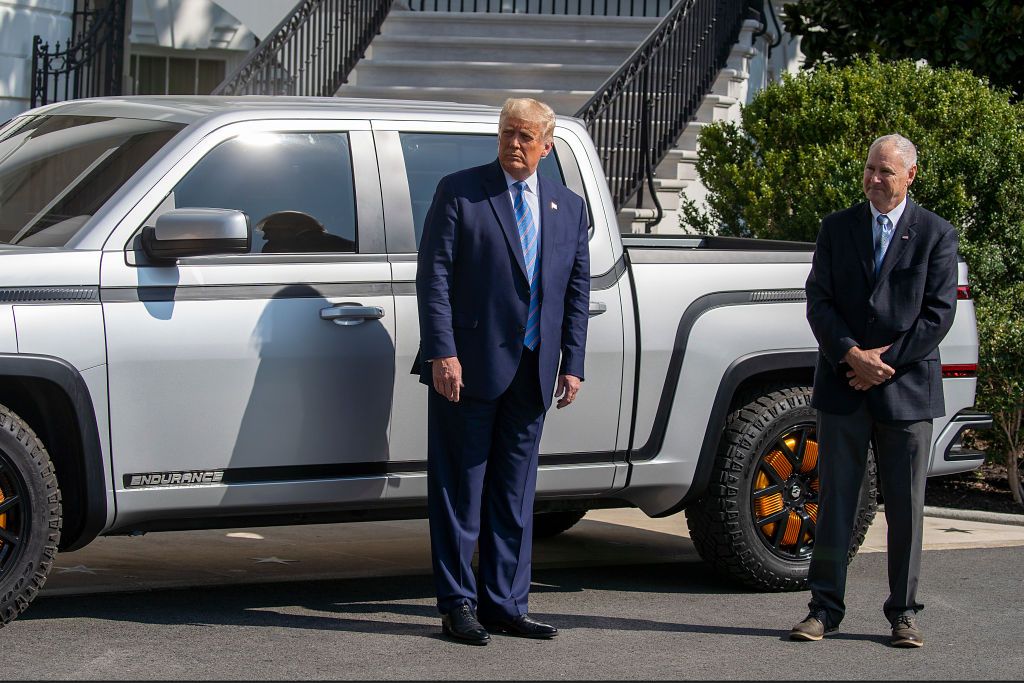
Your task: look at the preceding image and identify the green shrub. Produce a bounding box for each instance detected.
[975,286,1024,502]
[683,57,1024,467]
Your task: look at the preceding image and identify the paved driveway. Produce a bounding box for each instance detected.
[5,509,1023,679]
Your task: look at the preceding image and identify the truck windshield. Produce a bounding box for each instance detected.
[0,114,183,247]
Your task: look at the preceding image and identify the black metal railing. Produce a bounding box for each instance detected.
[576,0,753,228]
[213,0,393,97]
[408,0,673,13]
[30,0,128,108]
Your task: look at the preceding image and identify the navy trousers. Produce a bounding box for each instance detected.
[426,348,546,620]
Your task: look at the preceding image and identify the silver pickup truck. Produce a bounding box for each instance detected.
[0,97,990,626]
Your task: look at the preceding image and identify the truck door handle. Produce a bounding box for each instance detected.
[589,301,608,317]
[319,304,385,326]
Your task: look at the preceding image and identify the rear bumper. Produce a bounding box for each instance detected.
[930,408,993,476]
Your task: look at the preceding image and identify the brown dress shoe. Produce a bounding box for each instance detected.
[891,614,924,648]
[789,609,836,641]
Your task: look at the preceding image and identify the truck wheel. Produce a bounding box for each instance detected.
[685,386,877,592]
[0,404,61,627]
[533,510,587,539]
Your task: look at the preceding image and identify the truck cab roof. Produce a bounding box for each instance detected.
[22,95,583,128]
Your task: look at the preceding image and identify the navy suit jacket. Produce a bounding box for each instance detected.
[415,159,590,410]
[805,199,958,420]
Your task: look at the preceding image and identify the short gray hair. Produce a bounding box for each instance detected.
[869,134,918,169]
[499,98,556,140]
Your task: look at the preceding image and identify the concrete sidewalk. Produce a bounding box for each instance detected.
[40,505,1024,598]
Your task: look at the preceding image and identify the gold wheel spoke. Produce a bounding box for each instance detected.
[777,434,803,472]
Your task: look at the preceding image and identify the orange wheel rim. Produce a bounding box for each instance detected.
[750,423,819,561]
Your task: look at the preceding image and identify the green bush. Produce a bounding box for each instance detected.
[975,285,1024,502]
[781,1,1024,100]
[682,57,1024,467]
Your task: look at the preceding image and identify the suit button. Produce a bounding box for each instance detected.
[518,325,526,332]
[868,316,876,324]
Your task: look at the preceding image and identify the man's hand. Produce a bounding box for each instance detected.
[844,345,894,391]
[432,356,463,402]
[555,374,581,409]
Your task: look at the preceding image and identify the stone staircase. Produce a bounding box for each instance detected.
[338,9,760,234]
[621,18,760,234]
[339,10,658,114]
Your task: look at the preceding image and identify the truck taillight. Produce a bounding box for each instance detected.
[942,364,977,378]
[957,285,971,300]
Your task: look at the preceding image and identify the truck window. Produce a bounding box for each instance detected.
[399,133,564,248]
[0,115,183,247]
[144,132,358,254]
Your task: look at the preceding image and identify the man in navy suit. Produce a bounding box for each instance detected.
[415,98,590,645]
[790,134,958,648]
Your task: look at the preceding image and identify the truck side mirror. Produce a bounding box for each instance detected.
[141,208,251,261]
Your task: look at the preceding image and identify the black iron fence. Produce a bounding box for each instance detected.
[407,0,674,13]
[213,0,392,97]
[30,0,128,108]
[576,0,754,226]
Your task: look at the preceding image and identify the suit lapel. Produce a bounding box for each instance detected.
[876,200,918,283]
[484,159,529,282]
[538,176,557,289]
[851,202,876,284]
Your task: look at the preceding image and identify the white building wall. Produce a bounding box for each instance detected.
[214,0,297,40]
[0,0,73,121]
[0,0,291,119]
[746,0,803,104]
[130,0,256,50]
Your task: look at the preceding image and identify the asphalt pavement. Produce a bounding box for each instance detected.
[3,507,1023,680]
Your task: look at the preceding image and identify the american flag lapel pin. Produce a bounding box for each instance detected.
[550,201,558,210]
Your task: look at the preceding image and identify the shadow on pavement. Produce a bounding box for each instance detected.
[25,561,788,640]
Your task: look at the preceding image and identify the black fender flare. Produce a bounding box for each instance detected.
[0,353,106,550]
[652,350,817,518]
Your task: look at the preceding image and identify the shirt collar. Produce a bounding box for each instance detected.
[503,168,539,195]
[870,195,907,229]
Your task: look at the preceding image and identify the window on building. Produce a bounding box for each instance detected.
[130,54,226,95]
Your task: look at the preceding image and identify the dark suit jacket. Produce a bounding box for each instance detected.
[415,159,590,410]
[805,199,958,420]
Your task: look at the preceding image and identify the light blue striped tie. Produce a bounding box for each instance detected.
[513,181,540,350]
[874,214,893,276]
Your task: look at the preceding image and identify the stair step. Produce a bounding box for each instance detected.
[369,34,638,65]
[381,10,659,41]
[653,177,686,191]
[350,59,614,90]
[335,85,592,114]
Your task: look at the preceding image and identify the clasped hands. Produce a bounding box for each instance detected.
[432,356,581,408]
[843,345,894,391]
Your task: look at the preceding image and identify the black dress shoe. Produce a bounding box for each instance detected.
[441,604,490,646]
[481,613,558,639]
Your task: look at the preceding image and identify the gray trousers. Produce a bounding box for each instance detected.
[808,402,932,627]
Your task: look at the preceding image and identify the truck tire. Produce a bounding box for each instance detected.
[533,510,587,539]
[0,404,61,627]
[685,386,877,592]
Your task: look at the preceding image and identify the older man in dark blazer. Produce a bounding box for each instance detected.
[790,134,958,648]
[415,98,590,645]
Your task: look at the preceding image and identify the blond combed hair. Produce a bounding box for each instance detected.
[499,98,556,140]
